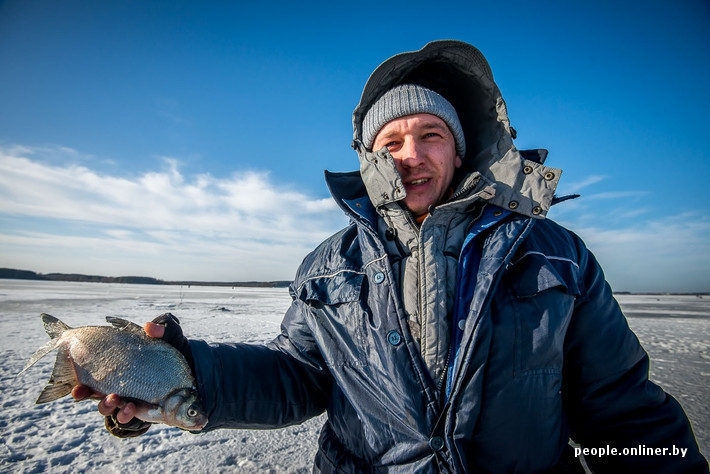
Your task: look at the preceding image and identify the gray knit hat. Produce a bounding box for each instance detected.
[361,84,466,157]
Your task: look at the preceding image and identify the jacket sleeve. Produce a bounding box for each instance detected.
[188,295,333,431]
[562,236,708,472]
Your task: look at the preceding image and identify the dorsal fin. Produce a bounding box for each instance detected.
[106,316,144,335]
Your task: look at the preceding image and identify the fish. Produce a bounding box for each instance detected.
[18,313,208,431]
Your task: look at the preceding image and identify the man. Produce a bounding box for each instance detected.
[76,40,707,472]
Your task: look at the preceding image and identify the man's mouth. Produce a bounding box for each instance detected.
[408,178,430,186]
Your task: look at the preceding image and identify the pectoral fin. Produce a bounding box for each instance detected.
[132,402,166,424]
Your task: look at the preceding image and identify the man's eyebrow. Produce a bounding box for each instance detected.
[376,129,399,140]
[419,120,449,131]
[375,118,450,144]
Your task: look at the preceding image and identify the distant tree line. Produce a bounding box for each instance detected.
[2,268,705,294]
[0,268,291,288]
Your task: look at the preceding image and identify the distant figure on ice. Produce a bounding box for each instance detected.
[75,40,708,472]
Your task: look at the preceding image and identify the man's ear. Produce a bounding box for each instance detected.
[455,154,463,168]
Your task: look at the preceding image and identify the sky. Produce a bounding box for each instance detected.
[0,0,708,293]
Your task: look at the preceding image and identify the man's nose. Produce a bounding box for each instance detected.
[398,138,424,167]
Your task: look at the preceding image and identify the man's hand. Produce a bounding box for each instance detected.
[72,381,134,417]
[72,385,149,437]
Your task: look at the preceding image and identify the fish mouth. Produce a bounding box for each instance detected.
[139,387,210,431]
[185,413,209,431]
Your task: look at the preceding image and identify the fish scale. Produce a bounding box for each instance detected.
[63,326,191,403]
[19,313,208,431]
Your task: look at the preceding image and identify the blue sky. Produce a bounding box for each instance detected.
[0,0,708,292]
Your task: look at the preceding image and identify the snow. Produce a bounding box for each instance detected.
[1,281,707,472]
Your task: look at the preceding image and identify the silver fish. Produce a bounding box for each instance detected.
[19,313,208,431]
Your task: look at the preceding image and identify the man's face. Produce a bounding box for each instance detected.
[372,113,462,218]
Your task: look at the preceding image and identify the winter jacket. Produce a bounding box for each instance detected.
[188,41,707,472]
[189,177,706,472]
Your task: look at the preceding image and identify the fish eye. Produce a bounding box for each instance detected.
[187,405,199,417]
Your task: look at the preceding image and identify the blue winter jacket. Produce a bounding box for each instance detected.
[188,169,706,472]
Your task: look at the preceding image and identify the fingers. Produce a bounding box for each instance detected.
[71,385,97,401]
[143,321,166,339]
[115,403,137,424]
[97,393,118,416]
[98,393,137,423]
[73,387,136,425]
[71,385,107,401]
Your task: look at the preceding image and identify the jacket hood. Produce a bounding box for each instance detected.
[350,40,561,219]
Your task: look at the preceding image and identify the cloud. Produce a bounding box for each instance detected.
[1,145,707,292]
[542,170,710,292]
[0,146,347,281]
[584,190,649,200]
[557,174,606,194]
[558,212,710,293]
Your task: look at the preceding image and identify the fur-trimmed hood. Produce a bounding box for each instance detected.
[350,40,561,219]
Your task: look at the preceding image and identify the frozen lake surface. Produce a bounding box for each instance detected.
[0,280,707,472]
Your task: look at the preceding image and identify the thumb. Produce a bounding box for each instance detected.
[143,321,166,339]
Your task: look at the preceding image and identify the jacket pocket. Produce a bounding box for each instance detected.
[297,270,368,367]
[506,252,581,376]
[298,270,364,305]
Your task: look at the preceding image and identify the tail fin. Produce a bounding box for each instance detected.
[16,313,70,376]
[41,313,71,338]
[17,338,59,376]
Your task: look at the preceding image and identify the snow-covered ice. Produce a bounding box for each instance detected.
[1,281,707,472]
[1,280,323,473]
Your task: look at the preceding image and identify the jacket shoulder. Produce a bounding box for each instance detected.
[292,224,364,285]
[515,217,589,262]
[500,216,596,300]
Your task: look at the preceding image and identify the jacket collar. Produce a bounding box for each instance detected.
[324,170,377,227]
